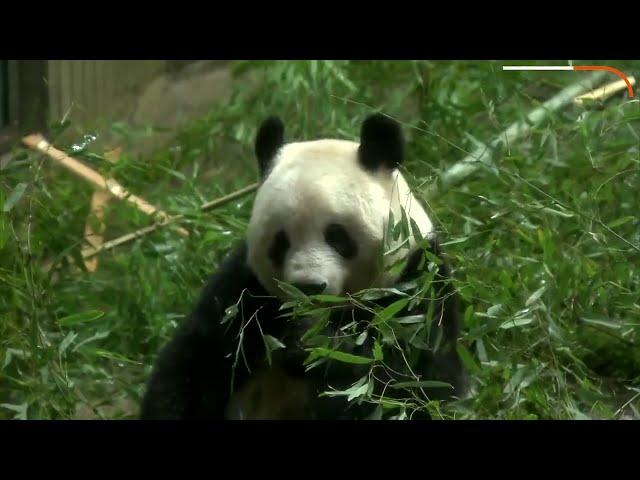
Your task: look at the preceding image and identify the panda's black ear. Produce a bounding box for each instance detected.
[358,113,404,171]
[255,116,285,178]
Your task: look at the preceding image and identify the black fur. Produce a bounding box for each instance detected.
[255,116,285,179]
[358,113,405,171]
[140,238,466,420]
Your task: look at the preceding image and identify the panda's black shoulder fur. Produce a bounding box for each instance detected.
[140,236,466,420]
[140,241,276,419]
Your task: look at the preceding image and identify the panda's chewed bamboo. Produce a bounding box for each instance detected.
[426,70,609,199]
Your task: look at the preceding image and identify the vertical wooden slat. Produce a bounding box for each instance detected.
[73,60,83,122]
[0,60,6,127]
[61,61,72,122]
[47,61,58,122]
[93,60,102,122]
[8,60,19,127]
[16,61,48,132]
[107,61,115,119]
[43,60,185,132]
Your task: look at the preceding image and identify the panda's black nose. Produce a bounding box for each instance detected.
[292,282,327,296]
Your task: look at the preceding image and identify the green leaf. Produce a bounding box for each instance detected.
[357,287,410,301]
[464,305,474,326]
[440,236,470,246]
[307,347,374,365]
[0,189,5,249]
[1,402,28,420]
[385,210,395,245]
[422,250,443,266]
[541,207,574,218]
[525,286,546,306]
[456,344,481,375]
[263,335,286,351]
[499,317,534,330]
[607,216,636,228]
[278,301,297,312]
[91,349,141,365]
[263,334,286,365]
[392,315,425,325]
[58,310,105,327]
[3,348,30,369]
[300,312,330,343]
[221,305,239,324]
[347,382,370,401]
[311,294,348,303]
[0,213,5,249]
[581,317,623,330]
[322,375,369,401]
[373,298,409,326]
[390,380,453,390]
[399,206,410,240]
[373,341,384,361]
[59,331,78,356]
[275,280,307,299]
[3,183,27,212]
[477,304,503,318]
[72,331,110,352]
[355,330,368,346]
[410,217,424,242]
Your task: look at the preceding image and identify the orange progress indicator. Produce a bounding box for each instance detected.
[503,65,635,98]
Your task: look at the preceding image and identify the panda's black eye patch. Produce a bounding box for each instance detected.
[325,224,358,259]
[268,230,290,267]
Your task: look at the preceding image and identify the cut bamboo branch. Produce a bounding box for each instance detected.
[425,70,610,198]
[82,146,122,272]
[22,133,190,238]
[82,191,111,272]
[81,182,260,259]
[574,76,636,105]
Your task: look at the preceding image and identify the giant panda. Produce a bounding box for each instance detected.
[140,113,466,420]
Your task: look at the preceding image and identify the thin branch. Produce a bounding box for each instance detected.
[199,183,260,212]
[81,182,259,259]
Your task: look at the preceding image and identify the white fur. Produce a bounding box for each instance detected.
[247,139,433,299]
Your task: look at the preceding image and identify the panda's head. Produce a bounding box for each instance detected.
[247,114,433,300]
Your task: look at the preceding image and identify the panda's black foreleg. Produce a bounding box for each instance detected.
[140,241,274,419]
[422,238,468,399]
[394,238,468,401]
[139,316,230,419]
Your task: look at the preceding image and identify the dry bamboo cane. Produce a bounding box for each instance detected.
[81,182,260,259]
[22,133,190,238]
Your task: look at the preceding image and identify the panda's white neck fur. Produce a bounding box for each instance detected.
[247,139,434,297]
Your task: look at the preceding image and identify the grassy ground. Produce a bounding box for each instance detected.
[1,60,639,419]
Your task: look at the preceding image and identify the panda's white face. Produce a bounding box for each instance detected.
[246,138,433,299]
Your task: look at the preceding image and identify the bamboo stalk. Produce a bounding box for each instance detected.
[82,190,111,272]
[82,146,121,272]
[22,133,190,237]
[426,70,610,198]
[199,183,260,212]
[81,182,260,259]
[574,76,636,105]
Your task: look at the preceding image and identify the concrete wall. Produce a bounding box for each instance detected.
[47,60,170,127]
[1,60,238,157]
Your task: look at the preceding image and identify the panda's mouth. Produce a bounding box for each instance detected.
[288,282,328,297]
